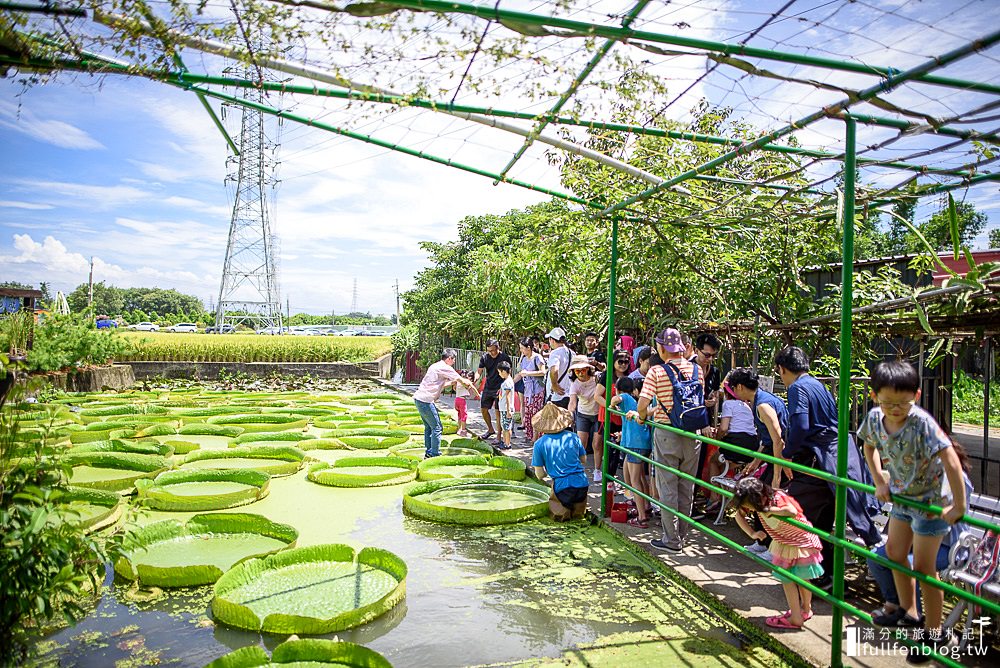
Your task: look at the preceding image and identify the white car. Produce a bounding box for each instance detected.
[288,327,320,336]
[256,326,287,335]
[166,322,198,333]
[128,322,160,332]
[335,329,359,337]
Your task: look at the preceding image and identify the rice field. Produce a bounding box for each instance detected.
[117,332,391,363]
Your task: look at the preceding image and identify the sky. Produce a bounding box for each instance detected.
[2,0,998,317]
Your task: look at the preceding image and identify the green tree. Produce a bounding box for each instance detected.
[989,227,1000,249]
[907,201,987,253]
[66,282,125,315]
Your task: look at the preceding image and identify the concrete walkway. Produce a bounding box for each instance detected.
[388,383,992,667]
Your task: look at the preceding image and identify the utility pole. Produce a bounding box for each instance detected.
[286,297,290,323]
[87,256,94,308]
[394,279,401,325]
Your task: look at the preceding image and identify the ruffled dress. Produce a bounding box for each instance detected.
[759,490,824,584]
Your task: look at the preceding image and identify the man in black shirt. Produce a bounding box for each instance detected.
[476,339,512,440]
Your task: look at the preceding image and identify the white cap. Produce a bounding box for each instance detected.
[545,327,566,341]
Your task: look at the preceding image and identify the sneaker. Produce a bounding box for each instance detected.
[759,550,774,562]
[872,607,924,628]
[593,470,603,483]
[745,541,768,554]
[690,509,707,522]
[650,538,682,553]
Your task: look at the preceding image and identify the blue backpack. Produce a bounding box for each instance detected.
[661,362,710,432]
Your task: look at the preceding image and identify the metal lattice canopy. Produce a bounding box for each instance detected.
[1,0,998,228]
[3,4,1000,668]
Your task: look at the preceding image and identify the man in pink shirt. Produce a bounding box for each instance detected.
[414,348,479,458]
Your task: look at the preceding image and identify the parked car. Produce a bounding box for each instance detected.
[95,318,118,329]
[334,329,359,337]
[204,324,236,334]
[128,322,160,332]
[166,322,198,333]
[288,327,320,336]
[256,326,288,335]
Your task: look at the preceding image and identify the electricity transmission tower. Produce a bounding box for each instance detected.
[214,56,283,332]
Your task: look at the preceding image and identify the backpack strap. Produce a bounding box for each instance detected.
[661,361,689,382]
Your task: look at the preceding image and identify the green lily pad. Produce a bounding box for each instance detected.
[212,544,407,634]
[136,469,270,511]
[417,455,526,481]
[116,513,298,587]
[403,478,550,525]
[180,446,305,476]
[204,638,392,668]
[308,456,417,487]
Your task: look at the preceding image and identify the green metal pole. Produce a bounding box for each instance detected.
[600,215,620,517]
[370,1,1000,96]
[831,117,857,668]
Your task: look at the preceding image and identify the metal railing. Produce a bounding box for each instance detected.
[600,406,1000,667]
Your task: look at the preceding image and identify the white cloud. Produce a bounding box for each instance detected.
[0,99,104,150]
[0,200,54,210]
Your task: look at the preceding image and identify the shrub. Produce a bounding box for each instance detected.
[0,396,117,663]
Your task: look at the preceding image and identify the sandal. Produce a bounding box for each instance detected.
[765,615,802,630]
[780,609,813,622]
[626,517,648,528]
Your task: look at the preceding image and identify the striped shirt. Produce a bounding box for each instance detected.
[760,491,822,551]
[639,357,700,424]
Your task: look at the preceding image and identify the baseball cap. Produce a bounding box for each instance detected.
[655,328,684,353]
[545,327,566,341]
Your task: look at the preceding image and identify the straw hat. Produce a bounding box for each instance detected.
[568,354,594,371]
[532,403,575,435]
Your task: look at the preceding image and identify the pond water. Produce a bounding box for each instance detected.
[32,392,795,668]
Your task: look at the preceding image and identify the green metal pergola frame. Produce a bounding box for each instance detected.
[4,4,1000,666]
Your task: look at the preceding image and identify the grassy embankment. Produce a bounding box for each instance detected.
[118,332,391,363]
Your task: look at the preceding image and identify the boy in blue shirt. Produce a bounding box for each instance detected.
[611,376,652,527]
[531,402,589,521]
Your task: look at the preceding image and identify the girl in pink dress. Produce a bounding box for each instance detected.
[731,477,824,629]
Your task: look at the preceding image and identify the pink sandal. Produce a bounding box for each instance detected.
[765,615,802,630]
[626,517,649,528]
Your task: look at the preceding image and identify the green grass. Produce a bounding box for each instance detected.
[952,370,998,427]
[117,332,390,363]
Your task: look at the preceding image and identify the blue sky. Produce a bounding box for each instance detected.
[2,0,998,316]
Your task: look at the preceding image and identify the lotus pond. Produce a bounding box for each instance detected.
[22,383,800,668]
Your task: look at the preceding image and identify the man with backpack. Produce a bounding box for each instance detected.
[629,327,708,553]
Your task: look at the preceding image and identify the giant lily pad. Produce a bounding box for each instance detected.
[207,414,309,432]
[68,438,174,457]
[136,469,270,511]
[403,478,550,525]
[204,638,392,668]
[417,455,526,481]
[52,486,125,532]
[331,434,409,450]
[232,431,316,446]
[180,446,306,476]
[211,543,407,634]
[177,423,245,438]
[115,513,297,587]
[389,445,485,460]
[308,456,417,487]
[66,452,171,493]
